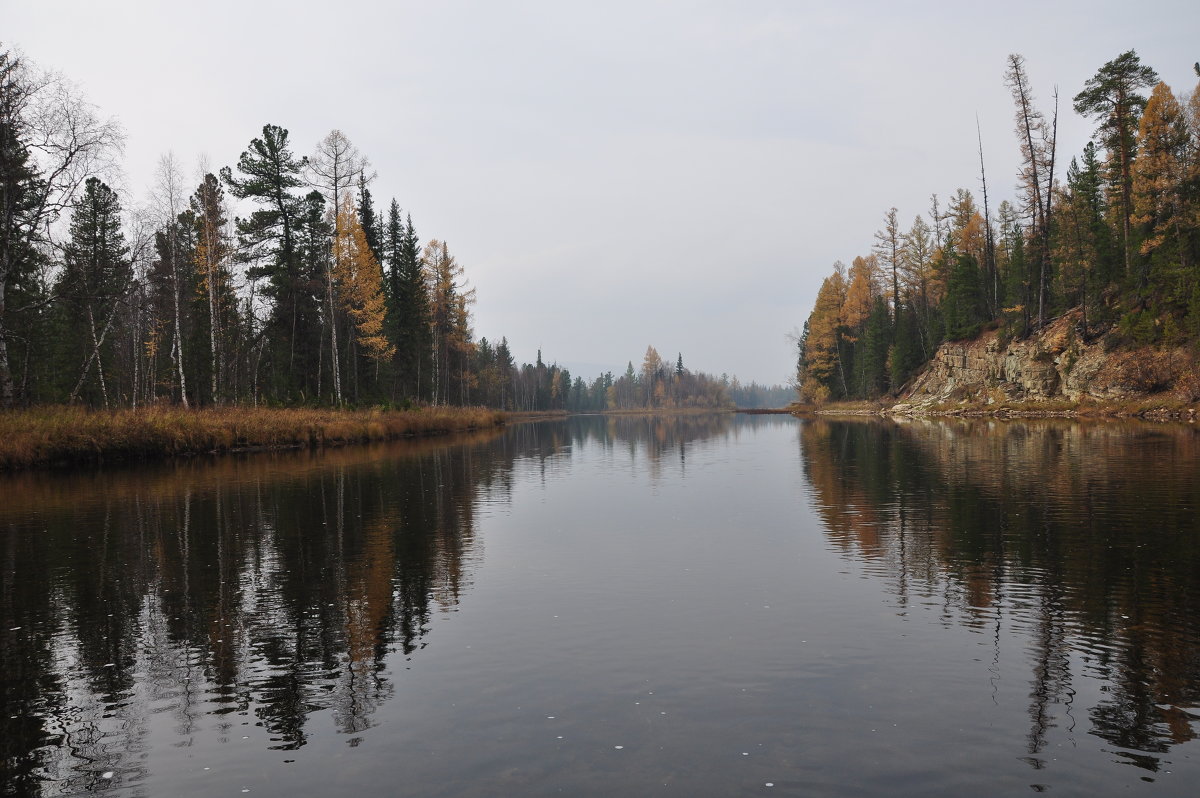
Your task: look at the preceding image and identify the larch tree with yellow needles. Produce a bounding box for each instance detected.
[334,195,394,382]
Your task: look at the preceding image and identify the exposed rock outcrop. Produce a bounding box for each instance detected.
[893,309,1199,413]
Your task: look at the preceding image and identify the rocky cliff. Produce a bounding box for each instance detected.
[894,309,1199,412]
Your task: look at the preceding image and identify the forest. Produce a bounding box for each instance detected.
[797,51,1200,403]
[0,47,784,415]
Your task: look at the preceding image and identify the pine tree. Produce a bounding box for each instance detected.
[1073,50,1159,281]
[221,124,319,401]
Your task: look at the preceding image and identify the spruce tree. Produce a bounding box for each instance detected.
[296,191,333,400]
[357,174,381,264]
[943,252,985,341]
[0,49,46,407]
[391,214,430,401]
[56,177,130,406]
[857,297,890,397]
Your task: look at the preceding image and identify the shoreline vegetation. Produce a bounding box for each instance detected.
[795,51,1200,419]
[790,399,1199,422]
[0,405,506,470]
[0,405,780,471]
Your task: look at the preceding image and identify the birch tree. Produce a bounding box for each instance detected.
[153,153,188,406]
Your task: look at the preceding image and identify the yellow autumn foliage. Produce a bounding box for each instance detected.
[334,195,395,364]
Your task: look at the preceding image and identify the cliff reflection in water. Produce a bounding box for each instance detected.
[801,418,1200,768]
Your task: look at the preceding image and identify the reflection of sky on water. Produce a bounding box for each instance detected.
[2,415,1198,795]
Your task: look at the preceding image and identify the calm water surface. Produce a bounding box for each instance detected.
[1,414,1198,796]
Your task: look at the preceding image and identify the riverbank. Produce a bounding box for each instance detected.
[798,397,1199,421]
[0,405,506,470]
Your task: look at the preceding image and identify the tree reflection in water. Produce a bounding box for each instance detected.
[0,414,738,794]
[0,430,505,790]
[800,418,1200,770]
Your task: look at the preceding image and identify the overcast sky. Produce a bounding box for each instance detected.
[6,0,1198,384]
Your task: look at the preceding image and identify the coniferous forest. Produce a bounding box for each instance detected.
[798,51,1200,404]
[0,47,781,414]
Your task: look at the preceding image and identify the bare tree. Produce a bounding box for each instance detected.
[307,130,371,405]
[0,48,123,408]
[873,207,902,332]
[976,116,999,316]
[1004,54,1056,331]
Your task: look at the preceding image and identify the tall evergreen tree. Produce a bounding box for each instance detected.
[0,50,44,407]
[357,174,381,264]
[856,296,890,396]
[221,124,319,401]
[1072,50,1159,280]
[942,251,985,341]
[56,177,130,406]
[191,173,236,404]
[1054,145,1117,336]
[391,213,430,401]
[295,190,332,400]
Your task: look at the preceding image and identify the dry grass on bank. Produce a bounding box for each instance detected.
[0,405,506,470]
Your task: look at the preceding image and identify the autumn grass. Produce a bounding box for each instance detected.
[0,404,506,470]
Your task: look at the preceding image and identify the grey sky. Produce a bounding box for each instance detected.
[5,0,1197,384]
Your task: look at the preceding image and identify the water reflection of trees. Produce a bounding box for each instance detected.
[801,418,1200,769]
[0,429,506,793]
[0,414,747,794]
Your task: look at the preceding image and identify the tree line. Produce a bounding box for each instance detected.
[1,47,776,413]
[472,344,735,413]
[798,51,1200,404]
[1,46,481,409]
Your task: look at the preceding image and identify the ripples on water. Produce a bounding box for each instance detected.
[1,414,1198,795]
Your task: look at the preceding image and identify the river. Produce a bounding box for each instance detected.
[1,414,1198,795]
